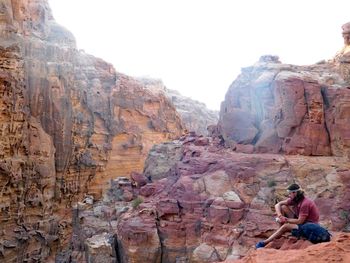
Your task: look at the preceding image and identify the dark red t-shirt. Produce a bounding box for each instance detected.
[287,197,319,223]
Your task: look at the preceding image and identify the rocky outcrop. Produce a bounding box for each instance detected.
[102,74,184,197]
[66,55,350,262]
[165,88,219,136]
[0,0,184,262]
[143,140,183,181]
[84,233,116,263]
[226,233,350,263]
[3,1,350,262]
[40,17,350,262]
[67,132,350,262]
[139,78,219,135]
[218,55,350,158]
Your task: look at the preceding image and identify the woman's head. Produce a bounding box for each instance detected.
[287,183,304,203]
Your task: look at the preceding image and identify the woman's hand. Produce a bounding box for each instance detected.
[278,215,288,224]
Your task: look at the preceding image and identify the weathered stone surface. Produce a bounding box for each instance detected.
[191,243,220,263]
[3,1,350,263]
[116,212,162,263]
[69,134,350,262]
[331,22,350,81]
[225,233,350,263]
[218,57,350,157]
[139,78,219,135]
[67,30,350,263]
[0,34,59,262]
[0,1,184,262]
[85,233,115,263]
[143,141,183,181]
[101,74,184,197]
[122,139,350,262]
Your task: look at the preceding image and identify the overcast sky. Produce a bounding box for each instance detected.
[48,0,350,110]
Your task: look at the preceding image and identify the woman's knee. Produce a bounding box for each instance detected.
[281,223,297,231]
[280,223,289,230]
[281,204,287,210]
[281,205,294,218]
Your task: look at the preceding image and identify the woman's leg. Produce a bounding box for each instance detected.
[256,205,298,248]
[263,223,298,244]
[281,205,296,219]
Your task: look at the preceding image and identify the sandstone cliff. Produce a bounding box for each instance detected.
[68,56,350,263]
[0,0,184,262]
[2,0,350,262]
[138,78,219,136]
[218,55,350,158]
[69,132,350,262]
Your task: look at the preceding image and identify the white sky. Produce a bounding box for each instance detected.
[48,0,350,110]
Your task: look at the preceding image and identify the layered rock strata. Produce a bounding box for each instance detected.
[2,0,350,262]
[71,56,350,262]
[218,55,350,157]
[69,132,350,262]
[0,0,184,262]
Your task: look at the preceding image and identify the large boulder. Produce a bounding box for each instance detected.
[218,56,350,157]
[68,133,350,262]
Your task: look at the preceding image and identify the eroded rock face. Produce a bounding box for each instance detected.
[68,57,350,263]
[218,56,350,157]
[0,38,58,262]
[143,140,183,181]
[165,88,219,136]
[70,134,350,262]
[94,74,184,197]
[139,78,219,135]
[84,233,116,263]
[3,1,350,262]
[0,0,184,262]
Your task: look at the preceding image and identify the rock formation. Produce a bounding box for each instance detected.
[138,78,219,135]
[225,233,350,263]
[218,55,350,158]
[166,88,219,136]
[68,132,350,262]
[2,0,350,262]
[332,22,350,81]
[66,50,350,262]
[0,0,184,262]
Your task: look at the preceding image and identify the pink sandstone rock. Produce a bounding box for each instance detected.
[0,0,184,261]
[72,133,350,262]
[218,57,350,157]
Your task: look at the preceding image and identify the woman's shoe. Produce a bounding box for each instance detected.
[255,241,265,249]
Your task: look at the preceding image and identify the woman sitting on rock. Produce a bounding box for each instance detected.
[255,183,320,249]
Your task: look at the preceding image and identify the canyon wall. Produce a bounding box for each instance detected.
[138,78,219,136]
[71,57,350,262]
[70,132,350,262]
[218,55,350,158]
[0,0,184,262]
[2,0,350,262]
